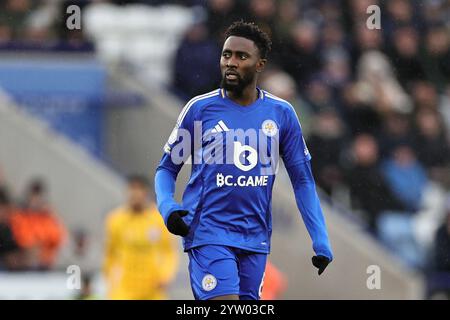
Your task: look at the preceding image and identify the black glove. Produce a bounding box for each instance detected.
[167,210,190,237]
[312,255,331,275]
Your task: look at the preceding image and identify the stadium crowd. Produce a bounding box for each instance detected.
[0,0,93,51]
[0,167,66,271]
[172,1,450,299]
[170,0,450,277]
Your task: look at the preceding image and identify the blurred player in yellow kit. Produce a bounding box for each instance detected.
[103,175,179,299]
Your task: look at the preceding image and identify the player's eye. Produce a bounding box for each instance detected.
[222,52,231,58]
[240,54,248,60]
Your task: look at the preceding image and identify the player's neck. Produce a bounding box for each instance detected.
[226,85,258,106]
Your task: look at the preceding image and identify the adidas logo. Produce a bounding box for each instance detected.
[211,120,230,133]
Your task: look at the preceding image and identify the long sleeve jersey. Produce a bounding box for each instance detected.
[155,88,333,259]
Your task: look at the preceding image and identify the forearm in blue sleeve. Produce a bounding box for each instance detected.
[286,161,333,260]
[155,168,184,225]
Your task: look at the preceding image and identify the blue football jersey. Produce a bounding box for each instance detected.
[156,88,332,256]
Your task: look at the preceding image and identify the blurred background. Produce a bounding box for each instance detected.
[0,0,449,299]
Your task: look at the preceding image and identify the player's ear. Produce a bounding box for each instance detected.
[256,58,267,73]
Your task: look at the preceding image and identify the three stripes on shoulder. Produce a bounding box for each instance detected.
[211,120,230,133]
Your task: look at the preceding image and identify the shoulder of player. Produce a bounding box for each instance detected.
[262,90,296,113]
[189,89,221,105]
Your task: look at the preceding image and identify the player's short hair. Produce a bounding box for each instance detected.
[127,174,149,189]
[224,21,272,59]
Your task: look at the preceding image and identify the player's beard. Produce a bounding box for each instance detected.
[221,71,255,97]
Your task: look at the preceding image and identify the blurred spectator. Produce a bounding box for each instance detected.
[0,22,12,43]
[413,109,450,173]
[383,0,419,36]
[380,144,428,212]
[0,0,33,39]
[375,143,430,269]
[273,0,300,45]
[317,0,343,24]
[422,0,449,26]
[378,111,412,159]
[260,68,298,102]
[426,201,450,299]
[71,229,97,271]
[356,51,413,115]
[308,109,347,196]
[347,0,379,25]
[52,0,94,51]
[10,179,66,270]
[321,20,347,53]
[415,109,450,189]
[423,24,450,90]
[411,80,440,111]
[103,175,179,299]
[344,134,407,232]
[386,25,426,88]
[23,0,58,44]
[321,48,351,90]
[304,76,335,112]
[58,228,98,276]
[433,206,450,273]
[173,22,221,100]
[342,0,379,38]
[277,21,321,90]
[247,0,277,44]
[340,82,382,135]
[375,143,446,269]
[439,84,450,137]
[352,22,383,61]
[260,68,314,135]
[261,260,287,300]
[0,0,93,51]
[205,0,245,41]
